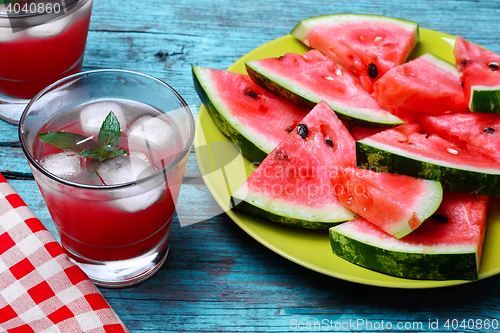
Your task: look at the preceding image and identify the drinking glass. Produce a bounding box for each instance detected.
[0,0,93,124]
[19,70,195,288]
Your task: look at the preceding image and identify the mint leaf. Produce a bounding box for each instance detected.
[37,132,98,152]
[107,148,129,159]
[98,111,122,149]
[79,148,109,162]
[37,111,128,164]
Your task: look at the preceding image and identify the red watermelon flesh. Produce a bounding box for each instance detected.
[206,68,309,150]
[418,113,500,163]
[373,54,469,115]
[404,192,488,252]
[291,14,418,93]
[331,167,442,239]
[454,35,500,109]
[353,123,500,171]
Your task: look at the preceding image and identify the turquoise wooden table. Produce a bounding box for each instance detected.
[2,0,500,331]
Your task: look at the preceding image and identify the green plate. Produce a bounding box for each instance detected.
[194,29,500,288]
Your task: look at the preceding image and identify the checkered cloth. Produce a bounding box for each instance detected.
[0,175,129,332]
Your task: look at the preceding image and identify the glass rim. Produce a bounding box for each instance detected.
[0,0,88,19]
[18,68,196,191]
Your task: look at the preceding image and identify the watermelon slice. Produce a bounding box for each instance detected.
[355,123,500,196]
[192,66,309,162]
[330,191,489,280]
[231,101,357,229]
[454,36,500,113]
[331,167,442,239]
[373,53,469,115]
[245,50,403,128]
[291,14,419,93]
[418,112,500,164]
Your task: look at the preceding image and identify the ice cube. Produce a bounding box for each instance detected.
[80,101,128,136]
[0,29,20,43]
[26,14,73,38]
[97,154,163,212]
[40,151,84,180]
[127,115,177,151]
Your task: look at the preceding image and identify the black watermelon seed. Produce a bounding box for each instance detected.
[297,123,308,139]
[461,60,469,67]
[432,214,449,223]
[286,126,294,133]
[484,127,495,135]
[461,82,464,87]
[368,63,378,79]
[244,89,258,98]
[276,150,288,160]
[489,62,499,70]
[325,137,333,147]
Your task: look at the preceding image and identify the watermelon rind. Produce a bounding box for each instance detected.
[192,65,268,163]
[389,180,443,239]
[291,13,419,44]
[470,85,500,113]
[329,222,479,280]
[232,182,357,229]
[419,53,461,80]
[356,139,500,196]
[245,62,404,128]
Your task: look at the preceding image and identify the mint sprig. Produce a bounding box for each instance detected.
[38,111,128,162]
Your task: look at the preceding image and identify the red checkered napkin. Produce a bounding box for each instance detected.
[0,175,129,333]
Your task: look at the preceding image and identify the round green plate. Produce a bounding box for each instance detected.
[194,28,500,288]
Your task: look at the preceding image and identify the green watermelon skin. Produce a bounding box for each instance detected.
[356,140,500,196]
[330,191,488,280]
[234,198,343,229]
[245,50,404,128]
[470,89,500,114]
[192,66,308,163]
[330,225,478,280]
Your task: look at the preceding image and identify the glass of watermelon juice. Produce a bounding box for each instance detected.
[19,70,195,288]
[0,0,93,112]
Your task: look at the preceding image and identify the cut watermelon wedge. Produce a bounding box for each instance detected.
[330,191,489,280]
[245,50,403,128]
[355,123,500,196]
[291,13,419,93]
[453,36,500,113]
[374,53,469,115]
[331,167,442,239]
[192,66,309,162]
[454,36,500,113]
[231,101,357,229]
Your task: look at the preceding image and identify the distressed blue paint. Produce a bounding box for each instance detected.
[2,0,500,332]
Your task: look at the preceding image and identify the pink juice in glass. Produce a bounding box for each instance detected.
[32,98,185,263]
[0,0,93,99]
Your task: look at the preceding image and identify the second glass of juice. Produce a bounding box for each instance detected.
[0,0,93,99]
[19,70,195,288]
